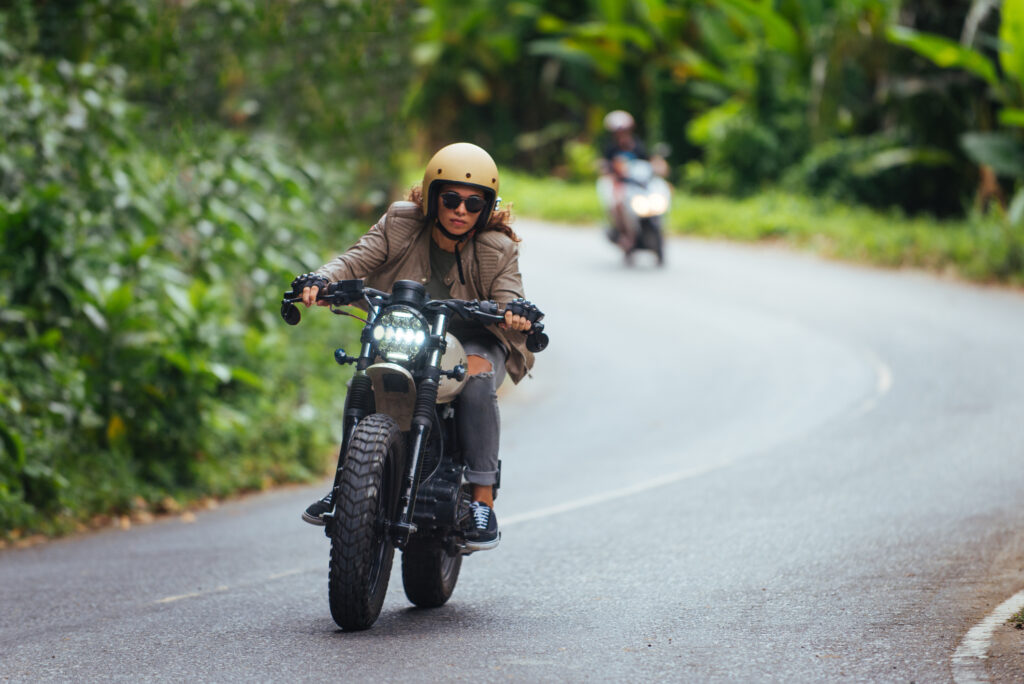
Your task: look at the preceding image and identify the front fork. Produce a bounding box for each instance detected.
[327,312,449,549]
[324,312,379,536]
[390,312,449,548]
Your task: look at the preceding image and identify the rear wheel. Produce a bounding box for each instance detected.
[401,538,462,608]
[328,413,403,631]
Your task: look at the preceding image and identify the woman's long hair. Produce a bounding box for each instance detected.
[407,186,520,243]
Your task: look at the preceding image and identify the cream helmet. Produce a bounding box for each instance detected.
[421,142,500,230]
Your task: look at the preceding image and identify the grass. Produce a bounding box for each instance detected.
[501,170,1024,287]
[1010,607,1024,629]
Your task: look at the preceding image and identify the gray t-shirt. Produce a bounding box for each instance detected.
[427,238,504,350]
[427,238,457,301]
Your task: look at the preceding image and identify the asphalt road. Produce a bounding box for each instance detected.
[3,221,1024,682]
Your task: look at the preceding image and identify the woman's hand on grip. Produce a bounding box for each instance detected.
[500,298,543,333]
[291,273,331,308]
[501,310,532,332]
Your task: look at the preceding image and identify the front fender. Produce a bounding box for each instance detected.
[366,363,416,431]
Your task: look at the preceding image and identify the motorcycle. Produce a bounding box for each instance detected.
[597,157,671,266]
[280,278,548,631]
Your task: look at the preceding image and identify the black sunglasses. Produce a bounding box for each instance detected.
[440,191,487,213]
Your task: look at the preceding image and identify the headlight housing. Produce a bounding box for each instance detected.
[371,306,429,362]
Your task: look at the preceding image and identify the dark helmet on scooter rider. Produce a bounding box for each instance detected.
[421,142,500,231]
[603,110,635,133]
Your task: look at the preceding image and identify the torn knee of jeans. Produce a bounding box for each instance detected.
[466,370,495,381]
[466,353,493,373]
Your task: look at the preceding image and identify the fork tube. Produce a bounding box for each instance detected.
[392,312,447,547]
[331,307,380,503]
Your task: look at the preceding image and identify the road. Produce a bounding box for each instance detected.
[3,221,1024,682]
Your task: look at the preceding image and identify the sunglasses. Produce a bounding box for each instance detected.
[440,191,487,214]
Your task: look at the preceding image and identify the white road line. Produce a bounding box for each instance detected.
[268,568,305,580]
[855,348,894,416]
[503,458,736,527]
[154,569,311,604]
[952,589,1024,684]
[156,585,228,604]
[156,592,203,604]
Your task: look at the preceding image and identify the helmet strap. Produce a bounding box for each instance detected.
[433,220,475,285]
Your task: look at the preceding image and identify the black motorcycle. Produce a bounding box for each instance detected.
[281,278,547,631]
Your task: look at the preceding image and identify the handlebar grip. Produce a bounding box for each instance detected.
[281,301,301,325]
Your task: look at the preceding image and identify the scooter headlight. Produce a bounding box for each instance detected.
[371,306,429,362]
[648,193,669,215]
[630,194,652,217]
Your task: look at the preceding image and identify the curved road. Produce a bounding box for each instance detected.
[3,221,1024,681]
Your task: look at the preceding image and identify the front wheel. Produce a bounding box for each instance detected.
[641,218,665,266]
[328,413,404,631]
[401,538,462,608]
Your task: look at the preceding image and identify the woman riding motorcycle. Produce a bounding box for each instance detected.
[293,142,535,550]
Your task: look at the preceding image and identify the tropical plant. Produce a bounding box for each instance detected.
[888,0,1024,224]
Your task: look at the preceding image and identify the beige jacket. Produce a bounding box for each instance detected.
[316,201,534,383]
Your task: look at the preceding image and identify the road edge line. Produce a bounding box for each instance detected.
[952,588,1024,683]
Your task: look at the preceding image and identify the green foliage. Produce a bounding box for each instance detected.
[693,115,784,195]
[405,0,580,167]
[961,132,1024,178]
[561,139,602,181]
[887,0,1024,222]
[781,134,963,215]
[502,170,603,224]
[503,172,1024,286]
[3,0,413,209]
[6,0,1024,539]
[0,23,363,536]
[887,25,999,87]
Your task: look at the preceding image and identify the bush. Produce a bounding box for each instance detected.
[0,52,359,536]
[561,139,601,182]
[783,134,971,217]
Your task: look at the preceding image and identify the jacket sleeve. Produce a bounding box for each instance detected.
[315,212,390,282]
[488,245,526,304]
[474,232,534,382]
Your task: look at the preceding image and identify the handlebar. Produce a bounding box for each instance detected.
[280,279,548,353]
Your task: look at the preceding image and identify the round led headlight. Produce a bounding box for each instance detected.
[371,306,429,362]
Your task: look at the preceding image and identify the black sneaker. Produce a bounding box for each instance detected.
[465,501,499,551]
[302,492,333,526]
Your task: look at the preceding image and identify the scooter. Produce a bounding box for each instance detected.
[597,157,671,266]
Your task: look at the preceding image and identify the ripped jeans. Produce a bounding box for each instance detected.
[458,336,507,486]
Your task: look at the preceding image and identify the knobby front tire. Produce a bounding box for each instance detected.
[328,413,404,631]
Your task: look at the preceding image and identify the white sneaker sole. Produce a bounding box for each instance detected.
[301,511,328,526]
[463,531,500,552]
